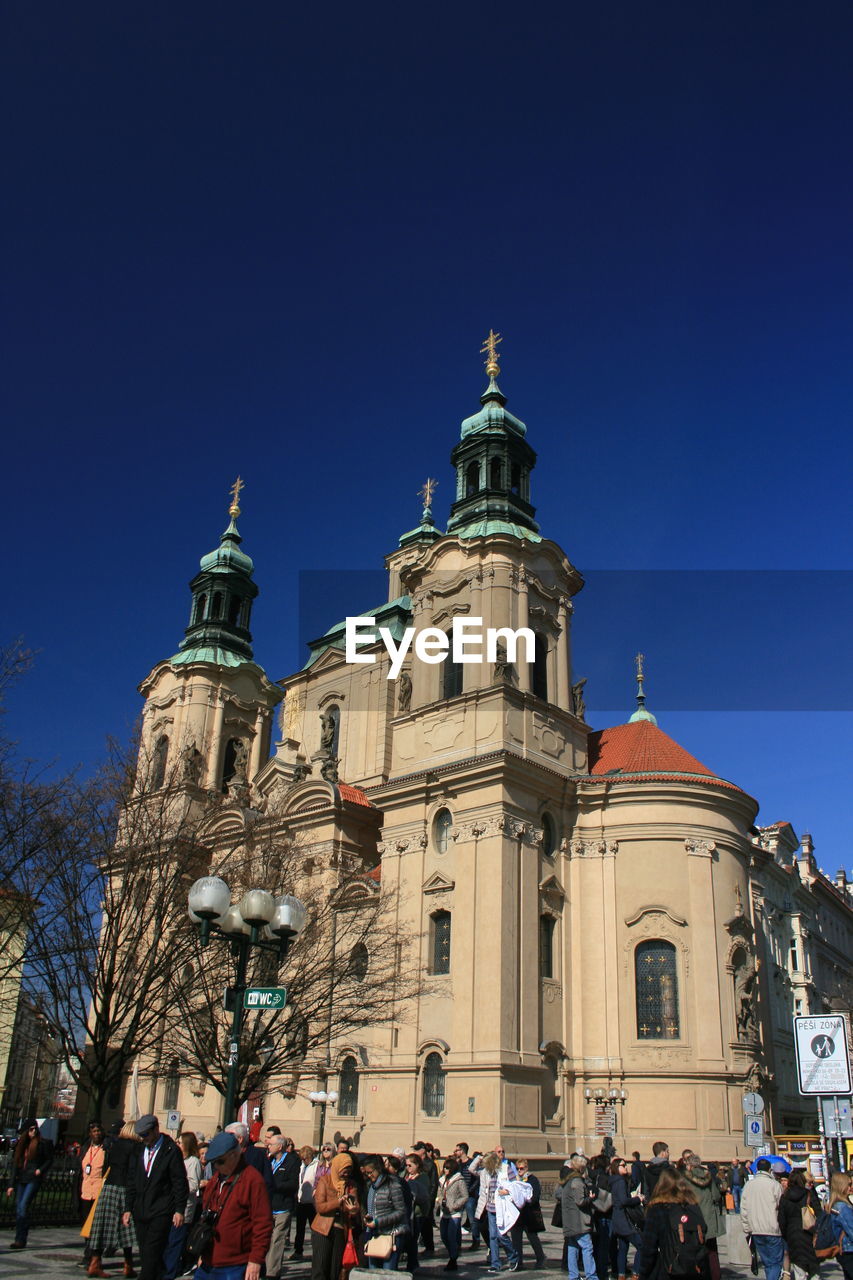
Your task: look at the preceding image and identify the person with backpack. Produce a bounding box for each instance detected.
[636,1170,709,1280]
[827,1171,853,1279]
[682,1156,725,1280]
[740,1159,783,1280]
[778,1169,820,1280]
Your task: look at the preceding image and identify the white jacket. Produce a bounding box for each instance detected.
[494,1176,533,1234]
[740,1172,782,1237]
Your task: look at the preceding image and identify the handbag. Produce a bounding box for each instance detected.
[365,1234,395,1259]
[801,1204,817,1231]
[342,1227,359,1268]
[188,1171,242,1257]
[625,1203,645,1230]
[551,1197,563,1228]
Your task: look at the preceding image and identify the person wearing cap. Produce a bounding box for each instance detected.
[224,1121,275,1199]
[193,1130,273,1280]
[122,1115,188,1280]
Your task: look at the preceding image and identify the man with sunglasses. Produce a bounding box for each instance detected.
[122,1115,188,1280]
[194,1130,272,1280]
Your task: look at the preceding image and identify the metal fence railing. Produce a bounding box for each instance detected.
[0,1155,81,1228]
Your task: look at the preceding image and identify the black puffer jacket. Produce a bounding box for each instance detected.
[778,1186,819,1277]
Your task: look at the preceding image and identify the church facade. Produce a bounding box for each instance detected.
[129,342,852,1157]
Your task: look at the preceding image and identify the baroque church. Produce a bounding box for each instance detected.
[131,337,852,1156]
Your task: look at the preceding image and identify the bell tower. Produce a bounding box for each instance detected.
[137,480,282,799]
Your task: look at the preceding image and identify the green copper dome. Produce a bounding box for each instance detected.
[174,500,259,666]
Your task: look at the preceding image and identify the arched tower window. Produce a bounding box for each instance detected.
[539,914,555,979]
[193,594,207,626]
[433,808,452,854]
[422,1051,446,1117]
[532,632,548,701]
[466,461,481,496]
[430,911,451,975]
[164,1057,180,1111]
[228,595,242,626]
[490,457,502,489]
[635,939,679,1039]
[211,592,223,619]
[442,635,463,699]
[152,735,169,790]
[349,942,368,982]
[339,1055,359,1116]
[511,463,521,495]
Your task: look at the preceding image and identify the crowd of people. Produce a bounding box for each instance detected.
[3,1120,853,1280]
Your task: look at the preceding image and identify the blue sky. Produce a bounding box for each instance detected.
[3,2,851,867]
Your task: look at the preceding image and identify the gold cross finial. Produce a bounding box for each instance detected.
[635,652,645,682]
[419,477,438,509]
[229,476,244,519]
[480,329,502,379]
[635,652,647,706]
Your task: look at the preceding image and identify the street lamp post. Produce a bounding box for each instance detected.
[188,876,306,1125]
[308,1089,339,1149]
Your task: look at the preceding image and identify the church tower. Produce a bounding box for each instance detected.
[137,480,282,799]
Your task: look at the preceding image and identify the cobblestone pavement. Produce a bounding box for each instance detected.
[0,1219,845,1280]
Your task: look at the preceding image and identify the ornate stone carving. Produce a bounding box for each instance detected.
[685,838,716,858]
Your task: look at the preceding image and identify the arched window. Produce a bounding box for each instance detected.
[221,738,241,792]
[490,457,502,489]
[349,942,369,982]
[539,915,555,979]
[510,463,521,495]
[541,812,555,857]
[430,911,451,975]
[433,808,452,854]
[635,940,679,1039]
[152,735,169,789]
[442,635,463,699]
[466,461,481,496]
[228,595,242,626]
[422,1051,446,1117]
[339,1055,359,1116]
[532,632,548,701]
[164,1057,180,1111]
[211,592,223,619]
[193,594,207,625]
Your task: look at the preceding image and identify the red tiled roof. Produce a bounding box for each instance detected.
[587,720,742,793]
[364,865,381,882]
[337,783,373,807]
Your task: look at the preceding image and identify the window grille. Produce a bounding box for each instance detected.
[431,912,451,974]
[635,939,679,1039]
[422,1051,446,1116]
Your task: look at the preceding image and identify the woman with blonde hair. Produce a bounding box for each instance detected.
[86,1121,141,1278]
[827,1172,853,1280]
[637,1170,709,1280]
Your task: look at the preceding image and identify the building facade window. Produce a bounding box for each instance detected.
[635,939,679,1039]
[532,633,548,700]
[490,457,502,489]
[539,914,555,979]
[430,911,451,975]
[422,1051,446,1116]
[466,461,481,496]
[164,1058,180,1111]
[433,808,452,853]
[442,637,463,699]
[349,942,369,982]
[541,812,555,857]
[542,1053,560,1121]
[338,1055,359,1116]
[152,735,169,789]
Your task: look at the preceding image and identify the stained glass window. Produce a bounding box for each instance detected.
[431,911,451,974]
[422,1052,446,1116]
[635,939,679,1039]
[339,1056,359,1116]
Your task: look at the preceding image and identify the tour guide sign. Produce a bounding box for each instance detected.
[793,1015,852,1096]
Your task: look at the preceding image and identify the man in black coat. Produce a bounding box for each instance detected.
[122,1115,189,1280]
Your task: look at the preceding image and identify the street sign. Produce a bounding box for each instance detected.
[742,1092,765,1116]
[794,1015,852,1095]
[594,1104,616,1136]
[744,1116,765,1147]
[243,986,287,1010]
[821,1097,853,1138]
[166,1110,181,1131]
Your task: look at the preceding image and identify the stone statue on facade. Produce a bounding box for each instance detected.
[734,952,759,1039]
[319,710,336,753]
[398,670,412,712]
[572,678,587,721]
[320,756,339,784]
[493,641,515,684]
[181,741,204,785]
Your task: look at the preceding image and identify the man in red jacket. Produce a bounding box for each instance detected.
[193,1131,272,1280]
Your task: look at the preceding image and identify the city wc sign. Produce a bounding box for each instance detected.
[793,1015,852,1096]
